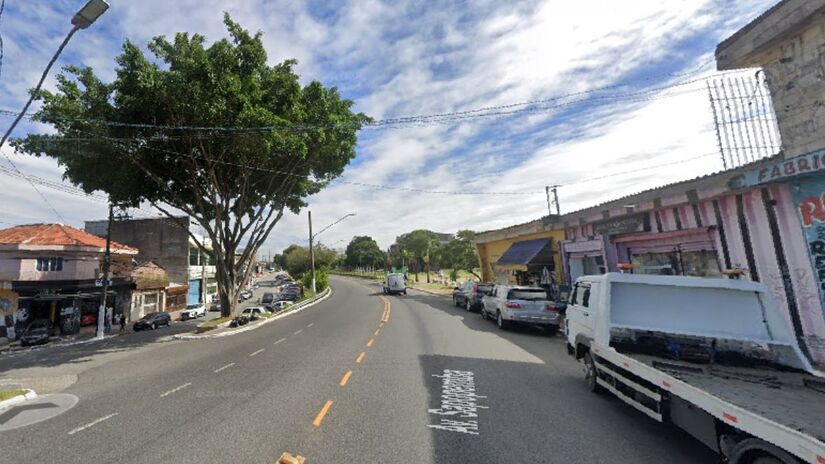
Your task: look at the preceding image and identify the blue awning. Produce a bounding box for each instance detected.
[496,238,552,265]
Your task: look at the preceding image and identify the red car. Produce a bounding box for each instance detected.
[80,314,97,326]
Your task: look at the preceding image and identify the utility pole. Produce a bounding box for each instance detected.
[545,186,552,217]
[96,203,113,339]
[308,211,316,293]
[552,186,560,216]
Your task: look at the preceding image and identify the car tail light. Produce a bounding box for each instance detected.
[505,302,521,309]
[545,304,558,312]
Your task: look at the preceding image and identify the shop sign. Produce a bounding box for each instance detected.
[736,149,825,187]
[792,176,825,312]
[594,213,649,236]
[0,289,18,317]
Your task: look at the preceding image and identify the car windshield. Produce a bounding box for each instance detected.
[28,321,48,330]
[186,304,200,309]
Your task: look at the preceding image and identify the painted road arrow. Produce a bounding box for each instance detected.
[0,402,59,424]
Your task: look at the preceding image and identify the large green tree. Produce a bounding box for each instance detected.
[282,244,337,277]
[345,236,384,269]
[440,230,481,279]
[396,229,440,282]
[15,15,369,317]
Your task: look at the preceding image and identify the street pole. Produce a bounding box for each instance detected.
[545,186,552,217]
[96,203,113,339]
[308,211,316,294]
[552,186,561,216]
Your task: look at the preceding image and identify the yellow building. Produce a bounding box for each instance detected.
[474,217,565,285]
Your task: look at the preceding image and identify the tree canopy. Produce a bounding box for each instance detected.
[439,229,480,279]
[345,236,384,268]
[14,15,369,316]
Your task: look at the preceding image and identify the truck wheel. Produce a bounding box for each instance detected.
[496,311,509,330]
[583,352,604,393]
[480,308,488,320]
[729,438,798,464]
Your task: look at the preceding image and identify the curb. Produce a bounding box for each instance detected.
[0,389,37,411]
[408,286,451,298]
[174,286,333,340]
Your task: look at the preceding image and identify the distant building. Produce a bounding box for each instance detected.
[85,216,215,306]
[0,224,137,340]
[433,232,454,244]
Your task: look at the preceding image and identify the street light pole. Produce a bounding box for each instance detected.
[308,211,316,294]
[96,203,113,339]
[309,212,356,293]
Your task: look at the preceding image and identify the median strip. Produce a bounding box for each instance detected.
[68,413,118,435]
[214,363,235,373]
[312,400,334,427]
[339,370,352,386]
[160,383,192,398]
[249,348,265,357]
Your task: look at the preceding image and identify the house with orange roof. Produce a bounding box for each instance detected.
[0,223,138,343]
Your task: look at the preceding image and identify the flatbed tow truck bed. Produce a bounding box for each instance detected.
[591,344,825,463]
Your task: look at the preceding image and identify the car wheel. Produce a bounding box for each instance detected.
[465,300,472,312]
[480,308,487,320]
[496,311,508,330]
[583,352,604,393]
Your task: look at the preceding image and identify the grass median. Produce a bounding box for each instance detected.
[0,389,28,402]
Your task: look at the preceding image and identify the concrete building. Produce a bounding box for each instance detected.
[474,218,565,286]
[0,224,137,340]
[84,216,216,306]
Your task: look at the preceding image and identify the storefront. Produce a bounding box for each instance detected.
[561,238,606,283]
[493,238,556,286]
[613,228,722,277]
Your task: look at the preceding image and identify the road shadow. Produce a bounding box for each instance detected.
[418,353,717,464]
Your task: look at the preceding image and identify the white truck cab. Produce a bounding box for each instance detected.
[383,273,407,295]
[565,273,823,464]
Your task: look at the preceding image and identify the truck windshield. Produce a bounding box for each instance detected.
[508,289,548,300]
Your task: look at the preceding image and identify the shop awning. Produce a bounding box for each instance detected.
[496,238,553,266]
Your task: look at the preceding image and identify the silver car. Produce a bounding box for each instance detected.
[481,285,561,334]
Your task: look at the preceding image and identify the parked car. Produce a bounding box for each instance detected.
[20,319,50,347]
[452,281,494,312]
[266,300,290,311]
[180,303,206,320]
[239,290,253,300]
[481,285,560,334]
[242,307,266,320]
[133,312,172,331]
[80,313,97,326]
[383,273,407,295]
[210,300,222,312]
[279,291,299,302]
[261,292,275,305]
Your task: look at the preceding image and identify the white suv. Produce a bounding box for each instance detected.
[180,303,206,320]
[481,285,560,334]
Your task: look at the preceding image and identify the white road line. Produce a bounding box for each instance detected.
[68,413,118,435]
[160,382,192,397]
[307,323,314,328]
[273,338,286,345]
[293,329,303,335]
[214,363,235,373]
[249,348,265,357]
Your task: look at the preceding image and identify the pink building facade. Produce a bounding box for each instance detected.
[561,155,825,368]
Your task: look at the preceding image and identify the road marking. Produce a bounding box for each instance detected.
[160,383,192,397]
[312,400,334,427]
[339,370,352,386]
[379,322,385,328]
[214,363,235,373]
[68,413,118,435]
[367,339,374,347]
[274,337,286,345]
[307,323,314,328]
[293,329,303,335]
[356,352,365,363]
[428,370,487,435]
[374,328,380,336]
[249,348,265,357]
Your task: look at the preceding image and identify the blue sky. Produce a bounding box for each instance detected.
[0,0,776,252]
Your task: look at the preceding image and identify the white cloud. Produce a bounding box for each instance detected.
[0,0,779,253]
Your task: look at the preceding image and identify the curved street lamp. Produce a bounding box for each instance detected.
[308,212,356,293]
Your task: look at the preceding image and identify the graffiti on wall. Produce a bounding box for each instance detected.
[793,177,825,319]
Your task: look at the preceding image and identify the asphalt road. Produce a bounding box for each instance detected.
[0,275,717,463]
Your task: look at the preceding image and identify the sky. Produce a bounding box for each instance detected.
[0,0,777,254]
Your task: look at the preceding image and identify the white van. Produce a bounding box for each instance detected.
[383,273,407,295]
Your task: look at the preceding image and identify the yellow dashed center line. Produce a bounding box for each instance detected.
[312,400,334,427]
[356,351,366,363]
[374,328,380,336]
[339,370,352,386]
[367,338,374,347]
